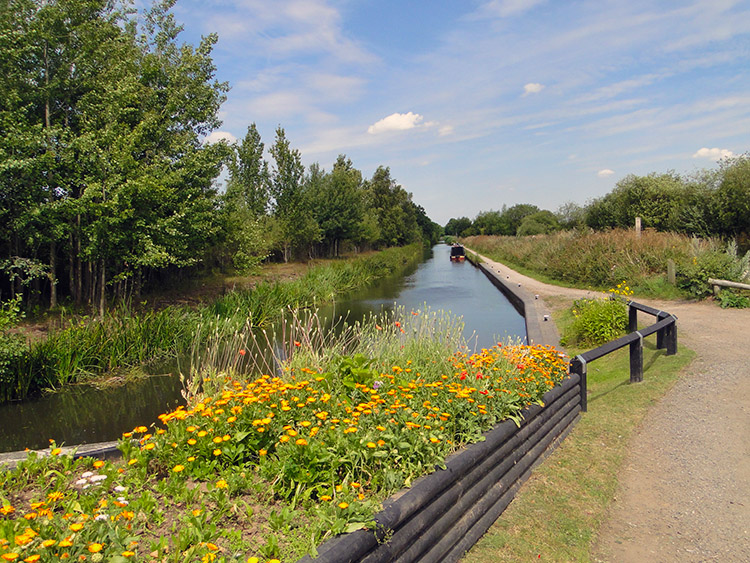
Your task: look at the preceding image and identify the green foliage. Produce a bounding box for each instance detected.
[675,239,747,298]
[564,297,628,346]
[716,289,750,309]
[0,296,28,401]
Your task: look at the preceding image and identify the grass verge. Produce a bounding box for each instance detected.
[464,302,695,562]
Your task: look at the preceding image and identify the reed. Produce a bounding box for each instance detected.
[3,244,423,403]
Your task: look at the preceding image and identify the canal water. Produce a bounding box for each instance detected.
[0,244,525,453]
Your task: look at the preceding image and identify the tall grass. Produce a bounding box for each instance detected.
[463,230,740,296]
[5,244,424,403]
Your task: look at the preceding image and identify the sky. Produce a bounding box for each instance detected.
[167,0,750,225]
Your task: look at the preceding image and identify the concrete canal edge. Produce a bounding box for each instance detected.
[297,249,578,562]
[0,440,122,471]
[474,258,560,347]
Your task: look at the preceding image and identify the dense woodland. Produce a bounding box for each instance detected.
[0,0,440,313]
[446,156,750,246]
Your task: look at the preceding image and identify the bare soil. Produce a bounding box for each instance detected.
[475,253,750,562]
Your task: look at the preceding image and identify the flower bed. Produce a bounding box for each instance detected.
[0,309,569,562]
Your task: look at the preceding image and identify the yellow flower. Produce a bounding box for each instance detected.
[59,539,73,548]
[42,540,57,548]
[187,456,196,462]
[320,495,331,501]
[366,442,376,448]
[143,443,155,450]
[128,458,138,465]
[338,502,349,509]
[87,543,103,553]
[93,460,104,469]
[295,438,308,446]
[121,552,135,558]
[187,439,197,445]
[50,448,62,456]
[216,480,228,489]
[212,436,223,444]
[173,465,185,472]
[213,449,222,456]
[247,558,260,563]
[69,523,84,532]
[1,554,19,561]
[134,426,147,433]
[279,436,290,443]
[23,555,40,562]
[259,449,267,456]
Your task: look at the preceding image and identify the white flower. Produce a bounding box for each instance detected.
[75,479,88,486]
[113,485,126,493]
[81,472,94,478]
[117,497,128,505]
[90,475,107,483]
[95,514,107,521]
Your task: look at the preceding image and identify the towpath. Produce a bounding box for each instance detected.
[472,251,750,562]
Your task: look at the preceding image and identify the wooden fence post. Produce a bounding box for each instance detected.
[628,302,638,332]
[629,332,643,383]
[656,311,667,349]
[667,259,676,285]
[665,316,678,356]
[569,356,587,412]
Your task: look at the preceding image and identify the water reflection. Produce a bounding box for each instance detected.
[0,244,525,453]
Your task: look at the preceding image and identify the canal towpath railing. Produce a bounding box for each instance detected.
[569,300,678,412]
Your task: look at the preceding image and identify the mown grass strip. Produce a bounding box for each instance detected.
[465,304,694,562]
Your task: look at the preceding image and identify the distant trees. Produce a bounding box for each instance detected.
[444,154,750,244]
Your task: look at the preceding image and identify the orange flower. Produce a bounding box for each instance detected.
[173,465,185,472]
[87,543,103,553]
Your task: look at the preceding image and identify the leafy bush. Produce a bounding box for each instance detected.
[564,297,628,346]
[0,296,29,402]
[676,239,750,298]
[716,289,750,309]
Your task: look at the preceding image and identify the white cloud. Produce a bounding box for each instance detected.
[438,125,455,136]
[523,83,545,96]
[368,112,425,134]
[204,131,237,144]
[473,0,546,18]
[692,147,735,160]
[597,169,615,177]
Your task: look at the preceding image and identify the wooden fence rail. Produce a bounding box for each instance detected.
[569,300,677,412]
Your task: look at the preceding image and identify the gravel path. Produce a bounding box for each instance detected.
[471,251,750,562]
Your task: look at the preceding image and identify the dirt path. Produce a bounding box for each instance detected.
[473,252,750,562]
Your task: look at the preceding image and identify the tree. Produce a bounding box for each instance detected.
[444,217,472,237]
[366,167,419,247]
[269,127,319,261]
[225,123,269,217]
[516,210,560,236]
[308,155,363,257]
[715,154,750,238]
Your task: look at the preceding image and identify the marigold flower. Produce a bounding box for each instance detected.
[23,555,40,562]
[320,495,331,501]
[2,554,19,561]
[143,443,155,450]
[212,436,223,444]
[50,448,62,456]
[59,539,73,547]
[295,438,308,446]
[366,442,376,448]
[338,502,349,509]
[128,458,138,465]
[187,456,196,462]
[121,552,135,558]
[69,523,84,532]
[134,426,147,433]
[216,480,228,489]
[173,465,185,472]
[93,460,104,469]
[213,449,222,456]
[187,439,197,445]
[42,540,57,548]
[87,543,103,553]
[259,449,267,456]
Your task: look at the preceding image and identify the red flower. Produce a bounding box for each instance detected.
[294,341,301,347]
[238,349,246,356]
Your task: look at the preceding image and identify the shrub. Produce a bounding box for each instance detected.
[564,297,628,346]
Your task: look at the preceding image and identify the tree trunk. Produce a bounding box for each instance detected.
[49,240,57,309]
[99,259,106,317]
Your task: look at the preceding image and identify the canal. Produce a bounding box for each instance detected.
[0,244,525,453]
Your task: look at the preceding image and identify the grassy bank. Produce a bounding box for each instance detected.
[4,245,424,403]
[465,300,694,561]
[464,230,748,299]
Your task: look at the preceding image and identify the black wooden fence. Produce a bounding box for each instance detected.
[569,300,677,412]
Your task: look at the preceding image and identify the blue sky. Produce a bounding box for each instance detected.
[168,0,749,225]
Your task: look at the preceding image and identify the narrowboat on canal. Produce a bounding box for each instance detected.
[450,244,466,262]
